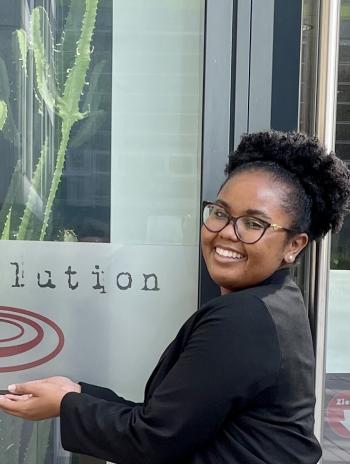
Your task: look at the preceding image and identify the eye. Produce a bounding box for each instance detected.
[212,206,229,219]
[242,217,265,229]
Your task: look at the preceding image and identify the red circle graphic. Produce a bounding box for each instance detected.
[0,306,64,372]
[0,318,25,342]
[0,313,43,357]
[326,390,350,438]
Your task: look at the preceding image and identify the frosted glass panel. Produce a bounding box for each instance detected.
[111,0,204,245]
[0,1,205,464]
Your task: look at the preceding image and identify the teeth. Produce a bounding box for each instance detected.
[216,247,244,259]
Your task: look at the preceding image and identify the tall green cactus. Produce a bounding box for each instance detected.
[0,0,103,241]
[40,0,100,240]
[27,0,100,239]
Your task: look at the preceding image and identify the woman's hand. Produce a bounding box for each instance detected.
[0,376,81,420]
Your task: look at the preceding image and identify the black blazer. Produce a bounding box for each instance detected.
[60,268,322,463]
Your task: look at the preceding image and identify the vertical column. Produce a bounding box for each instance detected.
[201,0,235,201]
[248,0,275,132]
[199,0,235,305]
[312,0,341,444]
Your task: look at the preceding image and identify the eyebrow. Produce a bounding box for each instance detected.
[215,199,272,221]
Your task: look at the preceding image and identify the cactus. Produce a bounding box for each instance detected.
[1,206,11,239]
[0,56,19,145]
[0,99,7,130]
[39,0,100,240]
[17,139,48,240]
[0,0,103,241]
[16,29,28,74]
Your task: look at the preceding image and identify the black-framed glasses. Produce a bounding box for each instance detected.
[202,201,293,244]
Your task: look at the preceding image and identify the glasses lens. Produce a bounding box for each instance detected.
[236,216,266,243]
[203,204,229,232]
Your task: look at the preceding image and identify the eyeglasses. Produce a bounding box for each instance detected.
[202,201,292,244]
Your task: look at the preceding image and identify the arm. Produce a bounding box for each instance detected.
[60,295,281,464]
[79,382,138,406]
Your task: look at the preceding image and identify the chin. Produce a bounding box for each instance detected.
[211,274,243,292]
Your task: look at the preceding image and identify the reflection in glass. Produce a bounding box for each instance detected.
[299,0,321,136]
[294,0,321,306]
[323,2,350,463]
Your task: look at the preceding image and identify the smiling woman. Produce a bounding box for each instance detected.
[200,169,309,295]
[0,130,350,464]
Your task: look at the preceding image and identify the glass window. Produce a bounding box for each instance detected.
[299,1,350,461]
[0,0,112,243]
[323,2,350,462]
[0,1,204,463]
[295,0,321,302]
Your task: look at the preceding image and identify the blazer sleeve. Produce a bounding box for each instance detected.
[60,294,281,464]
[79,382,138,406]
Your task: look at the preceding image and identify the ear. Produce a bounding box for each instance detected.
[283,233,309,264]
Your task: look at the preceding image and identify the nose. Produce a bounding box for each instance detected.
[218,220,240,242]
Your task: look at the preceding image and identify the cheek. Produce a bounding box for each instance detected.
[200,225,212,248]
[252,237,285,263]
[200,226,218,263]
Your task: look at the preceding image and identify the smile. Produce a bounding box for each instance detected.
[215,247,246,260]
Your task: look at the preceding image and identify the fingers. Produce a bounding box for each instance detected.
[8,382,44,396]
[0,395,31,417]
[3,393,33,401]
[0,383,66,420]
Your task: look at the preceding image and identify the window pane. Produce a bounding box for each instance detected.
[111,0,204,246]
[0,1,204,464]
[0,0,112,243]
[323,2,350,462]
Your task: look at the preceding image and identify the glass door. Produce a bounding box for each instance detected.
[322,2,350,462]
[0,1,205,462]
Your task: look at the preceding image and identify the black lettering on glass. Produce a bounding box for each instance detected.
[142,273,160,291]
[116,272,132,290]
[10,262,25,288]
[37,270,56,289]
[92,265,106,294]
[65,266,79,290]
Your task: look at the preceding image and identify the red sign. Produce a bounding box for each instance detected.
[0,306,64,372]
[327,390,350,438]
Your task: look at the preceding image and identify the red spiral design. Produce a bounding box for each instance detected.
[0,306,64,372]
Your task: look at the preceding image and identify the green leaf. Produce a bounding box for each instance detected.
[40,0,100,240]
[59,0,100,122]
[17,139,48,240]
[15,29,28,73]
[0,99,7,130]
[0,55,10,101]
[1,206,11,240]
[0,160,21,237]
[0,56,19,144]
[57,0,86,92]
[31,7,57,111]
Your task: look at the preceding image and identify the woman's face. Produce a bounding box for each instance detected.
[201,170,308,293]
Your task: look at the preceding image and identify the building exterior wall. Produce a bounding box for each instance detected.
[0,1,348,463]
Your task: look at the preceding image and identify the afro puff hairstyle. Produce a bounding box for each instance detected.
[225,130,350,242]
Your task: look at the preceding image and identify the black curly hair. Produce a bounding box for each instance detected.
[224,130,350,241]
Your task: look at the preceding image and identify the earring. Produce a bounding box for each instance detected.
[287,255,294,263]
